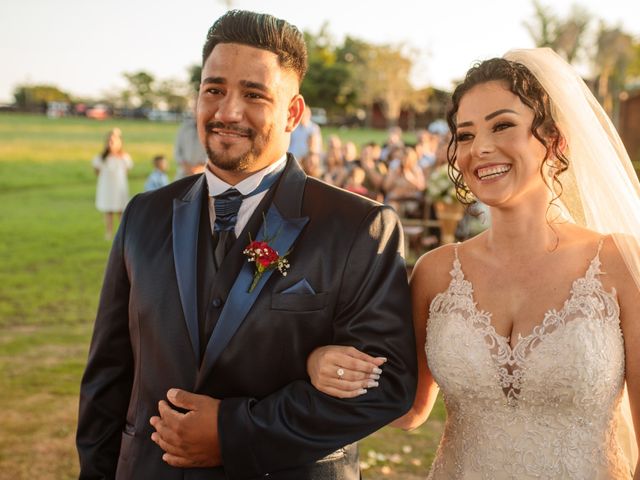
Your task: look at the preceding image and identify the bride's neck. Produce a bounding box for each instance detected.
[485,202,561,257]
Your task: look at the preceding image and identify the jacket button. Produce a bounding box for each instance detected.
[212,298,222,308]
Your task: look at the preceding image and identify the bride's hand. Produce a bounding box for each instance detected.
[306,345,386,398]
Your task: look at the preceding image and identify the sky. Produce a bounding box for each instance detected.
[1,0,639,104]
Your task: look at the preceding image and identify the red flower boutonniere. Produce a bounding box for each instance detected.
[243,236,290,293]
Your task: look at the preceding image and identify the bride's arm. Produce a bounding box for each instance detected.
[306,249,446,429]
[622,286,640,479]
[604,237,640,477]
[389,253,439,430]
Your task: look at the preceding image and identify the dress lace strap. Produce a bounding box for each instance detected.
[449,243,463,279]
[585,237,606,280]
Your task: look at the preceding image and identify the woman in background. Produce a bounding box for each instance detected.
[383,146,426,218]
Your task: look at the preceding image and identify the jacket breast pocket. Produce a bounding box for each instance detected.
[118,423,137,462]
[271,292,328,312]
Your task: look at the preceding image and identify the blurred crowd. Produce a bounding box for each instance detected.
[93,112,488,248]
[290,110,489,250]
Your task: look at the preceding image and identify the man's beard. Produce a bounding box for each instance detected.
[204,122,270,172]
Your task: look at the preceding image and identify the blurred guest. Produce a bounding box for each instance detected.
[427,118,449,136]
[342,141,358,169]
[174,114,207,180]
[383,146,426,217]
[385,144,402,171]
[426,132,451,178]
[144,154,170,192]
[380,126,404,163]
[323,134,348,187]
[359,141,387,200]
[92,128,133,240]
[424,132,454,243]
[288,105,322,160]
[415,129,438,170]
[300,152,324,178]
[344,166,377,200]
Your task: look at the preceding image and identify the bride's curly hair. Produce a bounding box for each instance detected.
[445,58,569,206]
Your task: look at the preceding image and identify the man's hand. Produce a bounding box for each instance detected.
[150,388,222,467]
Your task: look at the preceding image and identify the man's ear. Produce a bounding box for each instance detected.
[286,94,305,133]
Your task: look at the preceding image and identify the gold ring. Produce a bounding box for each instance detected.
[337,368,345,378]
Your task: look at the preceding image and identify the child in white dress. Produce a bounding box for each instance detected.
[92,128,133,240]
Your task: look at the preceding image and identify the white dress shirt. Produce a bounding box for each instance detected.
[204,154,287,236]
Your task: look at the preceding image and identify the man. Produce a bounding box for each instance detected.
[77,10,416,480]
[288,104,322,160]
[174,109,208,180]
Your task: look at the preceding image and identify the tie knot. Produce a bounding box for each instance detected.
[215,187,242,201]
[214,188,243,232]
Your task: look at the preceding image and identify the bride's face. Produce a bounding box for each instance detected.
[454,80,549,208]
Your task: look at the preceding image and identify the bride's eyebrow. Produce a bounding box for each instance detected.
[485,108,518,120]
[456,108,519,129]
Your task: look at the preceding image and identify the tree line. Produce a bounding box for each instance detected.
[11,1,640,125]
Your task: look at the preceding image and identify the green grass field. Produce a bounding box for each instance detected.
[0,113,444,479]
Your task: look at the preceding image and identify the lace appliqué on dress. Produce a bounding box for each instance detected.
[425,244,630,479]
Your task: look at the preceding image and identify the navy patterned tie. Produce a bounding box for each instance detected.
[211,164,285,267]
[214,188,243,233]
[213,188,243,268]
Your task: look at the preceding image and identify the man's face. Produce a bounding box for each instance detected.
[197,43,304,183]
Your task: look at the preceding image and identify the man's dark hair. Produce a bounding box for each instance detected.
[202,10,308,84]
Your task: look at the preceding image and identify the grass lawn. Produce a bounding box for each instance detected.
[0,113,443,479]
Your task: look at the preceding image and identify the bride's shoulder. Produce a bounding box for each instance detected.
[410,240,468,299]
[562,225,630,269]
[562,225,637,291]
[412,243,456,275]
[598,233,638,286]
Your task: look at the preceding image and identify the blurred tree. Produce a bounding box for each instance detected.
[188,64,202,93]
[13,84,71,111]
[406,87,433,131]
[156,79,189,113]
[594,24,634,120]
[359,43,415,127]
[626,40,640,80]
[301,25,358,116]
[335,36,373,115]
[122,71,156,108]
[301,27,418,126]
[524,0,591,63]
[553,5,591,63]
[524,0,556,48]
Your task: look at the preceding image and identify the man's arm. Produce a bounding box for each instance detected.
[76,198,136,479]
[218,205,417,478]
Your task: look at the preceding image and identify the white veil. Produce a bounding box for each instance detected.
[504,47,640,471]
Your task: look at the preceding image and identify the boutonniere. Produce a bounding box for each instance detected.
[243,218,290,293]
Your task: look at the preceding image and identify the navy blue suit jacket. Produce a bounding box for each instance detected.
[77,156,417,479]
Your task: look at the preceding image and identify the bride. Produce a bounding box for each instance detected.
[306,48,640,479]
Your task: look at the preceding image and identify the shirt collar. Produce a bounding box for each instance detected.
[205,154,287,197]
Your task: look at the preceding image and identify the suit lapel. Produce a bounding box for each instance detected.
[173,175,206,359]
[196,156,309,387]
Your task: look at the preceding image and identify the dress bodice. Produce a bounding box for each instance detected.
[425,245,631,479]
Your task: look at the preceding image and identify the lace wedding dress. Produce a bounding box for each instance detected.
[426,245,631,479]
